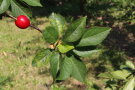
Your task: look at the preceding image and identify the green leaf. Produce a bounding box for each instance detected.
[110,70,131,80]
[22,0,42,7]
[50,52,60,79]
[57,56,86,82]
[71,56,87,82]
[57,43,74,53]
[123,77,135,90]
[98,72,113,79]
[57,56,73,80]
[43,26,59,44]
[73,49,101,57]
[49,13,66,37]
[11,0,31,17]
[32,49,51,67]
[77,26,111,47]
[98,70,131,80]
[126,61,135,70]
[64,17,87,42]
[0,0,11,14]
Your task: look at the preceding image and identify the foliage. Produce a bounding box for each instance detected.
[0,0,111,84]
[0,0,42,17]
[85,0,135,20]
[32,13,111,83]
[98,60,135,90]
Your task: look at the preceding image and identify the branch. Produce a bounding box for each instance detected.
[6,13,42,33]
[6,14,17,20]
[30,24,42,33]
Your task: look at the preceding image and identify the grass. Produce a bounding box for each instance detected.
[0,17,51,90]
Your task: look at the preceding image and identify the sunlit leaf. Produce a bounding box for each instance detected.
[73,49,101,57]
[110,70,131,80]
[49,13,66,37]
[64,17,87,42]
[57,43,74,53]
[123,77,135,90]
[77,26,111,47]
[126,61,135,70]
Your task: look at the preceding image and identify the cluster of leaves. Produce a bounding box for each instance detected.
[98,61,135,90]
[0,0,42,17]
[86,0,135,6]
[32,13,111,83]
[85,0,135,20]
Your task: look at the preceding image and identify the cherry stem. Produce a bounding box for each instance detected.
[6,13,42,33]
[7,14,17,20]
[30,24,42,33]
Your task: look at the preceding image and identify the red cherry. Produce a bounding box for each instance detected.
[15,15,30,29]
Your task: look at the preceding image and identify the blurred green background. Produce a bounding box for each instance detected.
[0,0,135,89]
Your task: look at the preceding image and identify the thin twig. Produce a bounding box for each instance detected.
[6,14,17,20]
[30,24,42,33]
